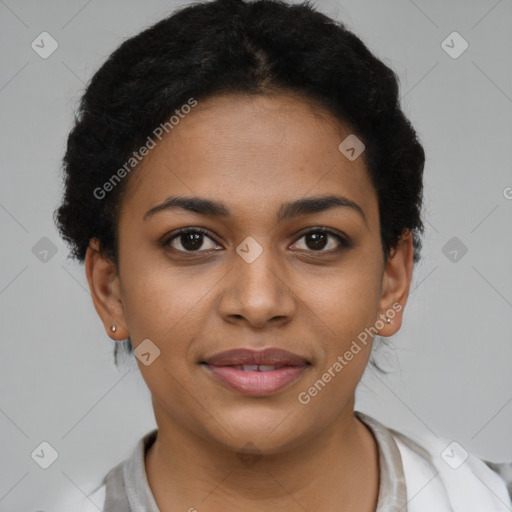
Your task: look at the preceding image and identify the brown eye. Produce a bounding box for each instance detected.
[164,228,220,252]
[304,231,328,250]
[291,229,351,252]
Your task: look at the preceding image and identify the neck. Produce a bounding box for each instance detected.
[145,400,379,512]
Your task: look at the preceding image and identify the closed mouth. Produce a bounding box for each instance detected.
[200,347,311,396]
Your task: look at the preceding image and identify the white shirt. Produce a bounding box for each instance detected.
[78,411,512,511]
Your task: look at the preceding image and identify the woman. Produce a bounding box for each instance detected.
[54,0,512,510]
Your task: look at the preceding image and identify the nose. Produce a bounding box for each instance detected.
[217,243,296,329]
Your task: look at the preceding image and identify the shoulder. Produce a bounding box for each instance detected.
[76,429,158,511]
[388,421,512,511]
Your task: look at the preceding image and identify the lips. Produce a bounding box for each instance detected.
[200,348,310,396]
[202,347,309,367]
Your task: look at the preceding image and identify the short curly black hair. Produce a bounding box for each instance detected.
[55,0,425,364]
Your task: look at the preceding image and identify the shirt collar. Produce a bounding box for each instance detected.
[116,411,408,511]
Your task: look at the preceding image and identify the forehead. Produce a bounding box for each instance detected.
[120,93,378,227]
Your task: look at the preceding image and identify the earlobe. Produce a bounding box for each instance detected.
[377,230,414,337]
[85,238,129,340]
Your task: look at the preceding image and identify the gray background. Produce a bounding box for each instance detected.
[1,0,511,510]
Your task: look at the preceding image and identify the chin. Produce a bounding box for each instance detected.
[204,404,310,454]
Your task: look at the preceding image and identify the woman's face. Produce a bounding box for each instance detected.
[88,92,412,454]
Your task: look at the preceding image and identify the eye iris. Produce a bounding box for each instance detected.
[306,231,327,250]
[181,232,203,251]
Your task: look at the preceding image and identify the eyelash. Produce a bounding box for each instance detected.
[161,227,352,254]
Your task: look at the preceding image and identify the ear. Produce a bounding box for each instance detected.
[376,230,414,337]
[85,238,129,341]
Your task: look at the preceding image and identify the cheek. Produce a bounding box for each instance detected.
[118,259,207,396]
[309,258,383,336]
[297,266,381,412]
[300,258,383,399]
[118,252,203,345]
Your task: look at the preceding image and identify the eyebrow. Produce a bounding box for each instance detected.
[143,194,367,226]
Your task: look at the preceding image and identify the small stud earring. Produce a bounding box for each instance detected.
[386,317,391,324]
[110,325,117,332]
